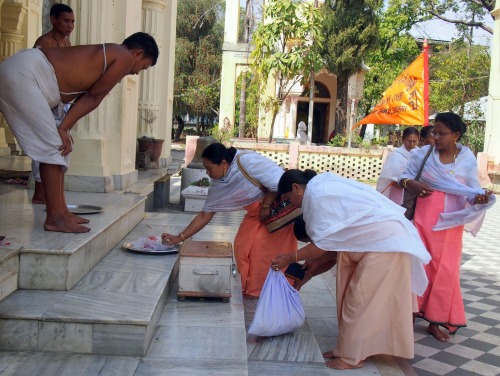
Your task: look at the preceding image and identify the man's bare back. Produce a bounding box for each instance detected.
[42,44,135,104]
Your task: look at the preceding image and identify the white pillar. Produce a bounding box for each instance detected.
[484,0,500,166]
[0,0,27,154]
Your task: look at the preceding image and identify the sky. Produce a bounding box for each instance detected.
[238,0,494,47]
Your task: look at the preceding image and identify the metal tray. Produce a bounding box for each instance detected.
[123,242,180,255]
[66,204,103,215]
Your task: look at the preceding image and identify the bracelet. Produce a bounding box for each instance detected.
[178,232,185,241]
[402,178,410,189]
[260,203,270,209]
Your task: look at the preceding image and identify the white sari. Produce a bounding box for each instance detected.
[303,173,431,296]
[376,145,415,204]
[202,150,285,212]
[400,144,496,236]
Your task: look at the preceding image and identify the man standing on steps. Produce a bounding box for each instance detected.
[34,3,75,48]
[31,3,75,205]
[0,32,159,233]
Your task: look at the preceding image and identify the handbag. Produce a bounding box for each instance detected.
[248,267,305,337]
[236,154,302,232]
[402,146,433,220]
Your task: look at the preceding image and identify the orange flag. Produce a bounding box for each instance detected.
[355,44,429,127]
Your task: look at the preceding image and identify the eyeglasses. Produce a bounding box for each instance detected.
[431,131,454,138]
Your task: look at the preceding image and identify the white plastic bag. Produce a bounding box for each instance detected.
[248,267,305,337]
[132,236,175,251]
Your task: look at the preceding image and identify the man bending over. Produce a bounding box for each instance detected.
[0,32,159,233]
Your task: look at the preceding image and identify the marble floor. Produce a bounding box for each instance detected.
[1,154,499,375]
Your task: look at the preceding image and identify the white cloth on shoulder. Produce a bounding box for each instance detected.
[376,145,415,204]
[0,48,70,176]
[202,150,285,212]
[400,144,496,235]
[303,173,431,296]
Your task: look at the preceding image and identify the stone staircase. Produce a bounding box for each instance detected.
[0,166,179,356]
[0,180,332,374]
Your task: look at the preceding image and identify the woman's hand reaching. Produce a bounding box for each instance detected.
[161,232,182,245]
[474,190,493,205]
[272,253,294,270]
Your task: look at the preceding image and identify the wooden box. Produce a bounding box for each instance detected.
[177,241,233,302]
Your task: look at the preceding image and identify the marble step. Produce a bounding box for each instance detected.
[0,189,145,291]
[0,220,179,356]
[0,249,19,302]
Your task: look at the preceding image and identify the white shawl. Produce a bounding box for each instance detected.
[303,173,431,296]
[376,145,415,203]
[202,150,285,212]
[400,144,496,236]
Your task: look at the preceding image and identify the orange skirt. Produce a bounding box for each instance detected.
[414,191,466,334]
[234,201,297,298]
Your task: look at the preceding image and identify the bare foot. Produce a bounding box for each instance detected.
[325,358,364,370]
[427,324,449,342]
[44,216,91,233]
[32,196,46,204]
[322,351,335,359]
[70,213,90,224]
[243,294,259,300]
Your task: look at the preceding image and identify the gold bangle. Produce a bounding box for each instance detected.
[179,232,185,241]
[260,203,270,209]
[402,178,410,189]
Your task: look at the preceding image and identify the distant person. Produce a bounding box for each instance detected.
[419,125,435,147]
[34,3,74,48]
[295,121,309,145]
[0,32,159,233]
[173,116,185,141]
[376,126,419,204]
[400,112,495,342]
[31,3,76,205]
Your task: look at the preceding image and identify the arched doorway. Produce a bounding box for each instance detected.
[297,82,331,144]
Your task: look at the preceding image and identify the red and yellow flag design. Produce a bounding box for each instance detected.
[355,45,429,127]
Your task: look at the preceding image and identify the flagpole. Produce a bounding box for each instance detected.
[423,39,430,126]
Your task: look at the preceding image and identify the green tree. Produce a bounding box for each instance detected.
[320,0,381,135]
[360,0,425,119]
[419,0,494,36]
[429,41,490,115]
[250,0,324,143]
[174,0,224,133]
[235,72,259,139]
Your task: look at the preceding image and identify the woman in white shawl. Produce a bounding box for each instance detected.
[161,143,297,299]
[376,126,419,204]
[272,169,431,370]
[399,112,495,342]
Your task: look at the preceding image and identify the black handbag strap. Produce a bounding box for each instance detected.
[415,146,433,181]
[236,153,266,191]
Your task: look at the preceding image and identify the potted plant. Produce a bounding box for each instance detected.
[137,108,164,169]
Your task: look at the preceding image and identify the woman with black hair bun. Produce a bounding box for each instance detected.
[376,126,420,204]
[161,143,297,299]
[272,169,431,370]
[400,112,495,342]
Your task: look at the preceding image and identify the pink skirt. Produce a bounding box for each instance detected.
[414,191,466,333]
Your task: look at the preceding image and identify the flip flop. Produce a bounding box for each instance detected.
[325,358,364,370]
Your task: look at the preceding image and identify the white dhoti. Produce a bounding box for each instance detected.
[0,48,70,178]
